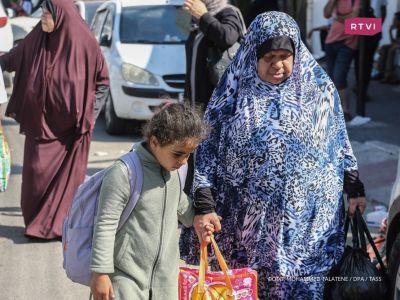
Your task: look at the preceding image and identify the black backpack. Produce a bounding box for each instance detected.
[206,6,247,86]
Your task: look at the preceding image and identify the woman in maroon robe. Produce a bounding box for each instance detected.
[0,0,109,239]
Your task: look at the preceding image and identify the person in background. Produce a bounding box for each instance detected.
[182,0,244,196]
[246,0,279,27]
[0,0,109,239]
[324,0,360,121]
[183,0,243,111]
[10,0,30,16]
[354,0,387,102]
[372,11,400,84]
[90,103,213,300]
[21,0,32,15]
[180,11,366,299]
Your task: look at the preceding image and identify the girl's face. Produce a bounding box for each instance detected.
[257,49,294,84]
[41,8,55,33]
[149,137,199,171]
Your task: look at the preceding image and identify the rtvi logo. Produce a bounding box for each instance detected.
[345,18,382,36]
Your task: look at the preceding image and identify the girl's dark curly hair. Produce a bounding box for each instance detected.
[142,103,209,146]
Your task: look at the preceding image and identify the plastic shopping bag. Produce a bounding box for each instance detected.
[179,236,258,300]
[324,208,388,300]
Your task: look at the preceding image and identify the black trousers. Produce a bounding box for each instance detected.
[354,33,382,91]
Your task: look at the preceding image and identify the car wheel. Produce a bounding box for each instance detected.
[389,233,400,299]
[105,93,126,135]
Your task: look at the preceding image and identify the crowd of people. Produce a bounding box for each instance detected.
[0,0,398,299]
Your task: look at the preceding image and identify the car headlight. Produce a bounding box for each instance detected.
[121,63,159,86]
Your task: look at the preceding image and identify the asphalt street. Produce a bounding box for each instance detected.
[0,107,139,300]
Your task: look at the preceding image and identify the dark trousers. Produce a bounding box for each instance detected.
[354,33,381,91]
[325,42,355,90]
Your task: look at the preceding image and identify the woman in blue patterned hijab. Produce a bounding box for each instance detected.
[180,11,366,299]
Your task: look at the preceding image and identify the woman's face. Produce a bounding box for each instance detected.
[41,8,55,33]
[257,49,294,84]
[149,137,199,171]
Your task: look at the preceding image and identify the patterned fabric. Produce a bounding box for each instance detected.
[180,11,358,298]
[256,268,329,299]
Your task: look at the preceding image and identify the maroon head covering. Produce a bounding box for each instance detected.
[0,0,109,139]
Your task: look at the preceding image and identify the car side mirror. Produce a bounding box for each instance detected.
[6,8,15,18]
[100,34,111,47]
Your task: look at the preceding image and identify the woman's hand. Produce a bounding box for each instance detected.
[202,223,215,240]
[90,272,115,300]
[348,196,366,217]
[183,0,208,19]
[193,213,222,243]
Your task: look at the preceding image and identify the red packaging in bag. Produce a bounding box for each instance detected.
[179,236,258,300]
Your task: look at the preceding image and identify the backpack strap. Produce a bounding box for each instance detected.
[177,164,188,189]
[117,150,187,229]
[117,151,143,230]
[226,5,247,38]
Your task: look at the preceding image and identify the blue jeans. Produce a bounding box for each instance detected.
[325,42,355,90]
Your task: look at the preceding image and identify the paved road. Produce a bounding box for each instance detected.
[0,110,139,300]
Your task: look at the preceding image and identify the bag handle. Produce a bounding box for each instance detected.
[355,208,387,273]
[197,236,234,297]
[345,215,360,249]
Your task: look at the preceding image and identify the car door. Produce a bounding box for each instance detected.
[96,4,119,97]
[91,8,108,43]
[98,4,114,62]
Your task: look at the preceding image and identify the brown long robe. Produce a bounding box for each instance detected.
[0,0,109,239]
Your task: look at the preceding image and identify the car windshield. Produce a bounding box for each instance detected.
[120,5,190,44]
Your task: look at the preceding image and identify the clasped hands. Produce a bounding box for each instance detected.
[194,212,222,243]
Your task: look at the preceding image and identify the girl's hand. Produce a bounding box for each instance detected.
[90,272,115,300]
[183,0,208,19]
[348,196,366,217]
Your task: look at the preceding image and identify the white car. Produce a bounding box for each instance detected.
[9,7,41,45]
[91,0,190,134]
[75,0,106,27]
[0,2,13,52]
[10,0,104,46]
[0,2,14,88]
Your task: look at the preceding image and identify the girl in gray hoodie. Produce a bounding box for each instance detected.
[90,103,213,300]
